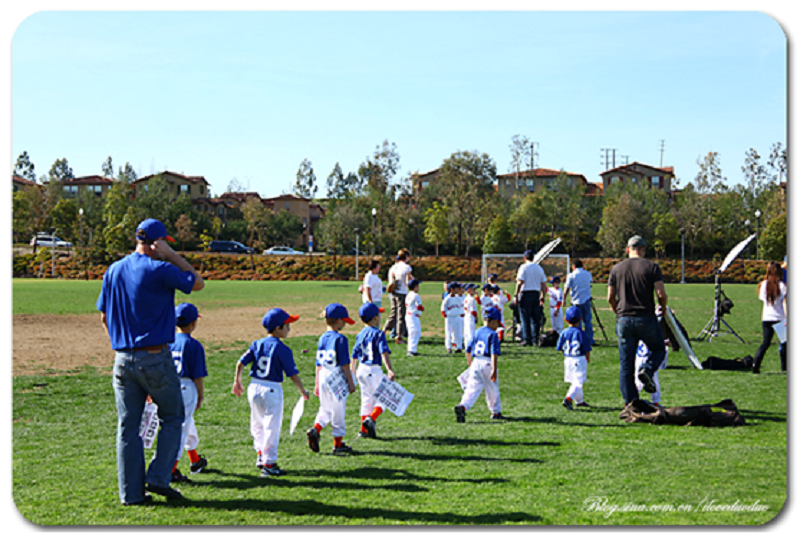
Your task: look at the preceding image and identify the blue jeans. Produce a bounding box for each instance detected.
[519,291,543,345]
[575,300,594,345]
[113,347,184,504]
[616,316,666,405]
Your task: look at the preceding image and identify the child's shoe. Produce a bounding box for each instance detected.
[332,442,353,455]
[307,426,320,453]
[454,405,466,423]
[261,464,286,477]
[362,416,377,439]
[562,398,574,411]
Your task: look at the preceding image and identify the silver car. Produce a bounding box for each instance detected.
[30,233,72,248]
[263,246,305,255]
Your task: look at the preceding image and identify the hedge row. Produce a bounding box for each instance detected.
[12,252,770,284]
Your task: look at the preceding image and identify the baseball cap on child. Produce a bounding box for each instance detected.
[483,307,503,321]
[323,303,356,324]
[482,283,493,292]
[408,278,420,290]
[565,306,582,323]
[551,276,561,284]
[262,308,300,331]
[175,303,200,326]
[358,302,385,322]
[448,282,461,291]
[136,218,175,242]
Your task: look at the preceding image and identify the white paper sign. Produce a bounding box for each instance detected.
[373,377,414,417]
[139,402,159,449]
[773,322,787,344]
[457,368,470,390]
[324,368,350,403]
[289,396,305,436]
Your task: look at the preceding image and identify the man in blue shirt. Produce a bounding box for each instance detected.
[564,259,595,345]
[97,218,204,505]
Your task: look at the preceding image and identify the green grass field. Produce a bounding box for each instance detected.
[12,279,786,525]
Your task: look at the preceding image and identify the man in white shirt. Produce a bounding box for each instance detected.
[362,260,383,306]
[383,249,413,343]
[563,259,595,345]
[514,250,548,347]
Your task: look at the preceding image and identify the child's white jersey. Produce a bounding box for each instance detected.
[442,294,464,317]
[406,291,423,317]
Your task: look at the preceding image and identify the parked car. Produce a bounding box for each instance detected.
[263,246,305,255]
[208,240,253,254]
[30,233,72,248]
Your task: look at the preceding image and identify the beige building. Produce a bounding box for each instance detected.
[12,174,38,193]
[599,162,674,193]
[133,170,211,200]
[496,168,589,198]
[59,175,115,199]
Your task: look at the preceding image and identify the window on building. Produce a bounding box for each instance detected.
[525,178,535,191]
[88,185,103,197]
[651,176,661,188]
[200,185,205,195]
[63,185,78,198]
[179,184,190,195]
[609,176,620,185]
[285,201,290,211]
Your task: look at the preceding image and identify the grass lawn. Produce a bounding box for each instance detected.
[11,279,787,525]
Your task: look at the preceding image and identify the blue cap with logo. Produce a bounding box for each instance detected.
[565,306,582,324]
[358,302,385,322]
[324,303,355,325]
[175,303,200,326]
[262,308,300,331]
[483,307,503,321]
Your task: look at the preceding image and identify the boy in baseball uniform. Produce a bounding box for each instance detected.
[442,282,465,353]
[232,308,310,477]
[307,304,357,455]
[548,276,564,334]
[351,302,395,439]
[168,303,208,483]
[463,283,479,349]
[405,279,424,356]
[479,284,495,316]
[454,307,504,422]
[491,285,511,342]
[556,306,593,410]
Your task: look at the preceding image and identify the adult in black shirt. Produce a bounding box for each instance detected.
[607,236,668,405]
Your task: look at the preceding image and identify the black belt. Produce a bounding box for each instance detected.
[121,344,168,353]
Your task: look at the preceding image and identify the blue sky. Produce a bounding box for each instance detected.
[7,9,789,199]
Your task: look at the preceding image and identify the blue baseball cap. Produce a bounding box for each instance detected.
[175,303,200,326]
[408,278,420,290]
[565,306,582,323]
[261,308,300,332]
[448,282,461,291]
[482,283,493,291]
[551,276,561,284]
[262,308,300,331]
[488,273,498,280]
[464,283,476,290]
[483,307,503,321]
[358,302,385,322]
[324,303,355,325]
[136,218,174,242]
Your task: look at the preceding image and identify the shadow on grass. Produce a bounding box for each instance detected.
[290,466,509,485]
[504,416,625,428]
[160,497,543,523]
[739,409,787,423]
[378,435,560,448]
[357,449,544,464]
[185,471,430,493]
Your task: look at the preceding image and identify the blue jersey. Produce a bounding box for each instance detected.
[353,326,391,366]
[96,252,196,350]
[315,330,350,370]
[239,336,299,383]
[556,326,592,358]
[467,326,501,358]
[170,333,208,381]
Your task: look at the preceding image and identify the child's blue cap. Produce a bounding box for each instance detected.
[448,282,461,291]
[482,283,493,291]
[358,302,385,322]
[483,307,503,321]
[175,303,200,326]
[464,283,476,290]
[565,306,582,323]
[488,273,498,280]
[551,276,561,284]
[262,308,300,331]
[324,303,356,325]
[408,278,420,290]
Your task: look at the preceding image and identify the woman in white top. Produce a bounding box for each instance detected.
[753,261,787,374]
[362,260,383,305]
[382,249,413,343]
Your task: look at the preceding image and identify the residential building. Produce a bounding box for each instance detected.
[12,174,38,193]
[496,168,589,199]
[133,170,211,200]
[599,162,674,193]
[59,175,114,199]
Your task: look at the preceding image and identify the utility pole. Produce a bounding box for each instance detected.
[600,148,618,170]
[659,139,665,167]
[530,141,539,171]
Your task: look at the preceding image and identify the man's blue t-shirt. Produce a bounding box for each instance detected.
[170,333,208,381]
[556,326,592,358]
[96,253,196,350]
[353,326,391,366]
[467,326,501,358]
[239,337,299,383]
[316,331,350,370]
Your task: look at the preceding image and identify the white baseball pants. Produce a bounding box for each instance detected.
[564,356,588,404]
[550,308,563,333]
[177,378,199,461]
[459,357,501,414]
[314,368,348,438]
[464,316,476,349]
[406,315,421,354]
[635,353,665,404]
[444,316,463,350]
[247,379,284,465]
[355,364,386,416]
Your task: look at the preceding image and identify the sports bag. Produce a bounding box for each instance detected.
[538,329,559,347]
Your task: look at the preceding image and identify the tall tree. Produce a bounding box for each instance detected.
[14,151,36,182]
[117,162,138,184]
[423,201,450,256]
[508,134,532,199]
[293,158,318,199]
[174,214,196,252]
[509,192,546,251]
[102,156,114,178]
[103,181,137,255]
[483,213,514,254]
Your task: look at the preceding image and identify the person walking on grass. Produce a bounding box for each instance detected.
[383,249,413,344]
[97,218,204,506]
[753,261,787,374]
[607,235,667,406]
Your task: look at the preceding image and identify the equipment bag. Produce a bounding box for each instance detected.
[701,355,754,370]
[538,329,559,347]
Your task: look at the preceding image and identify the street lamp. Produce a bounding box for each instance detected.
[354,228,361,282]
[755,209,762,260]
[745,219,751,260]
[680,227,686,284]
[371,208,377,256]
